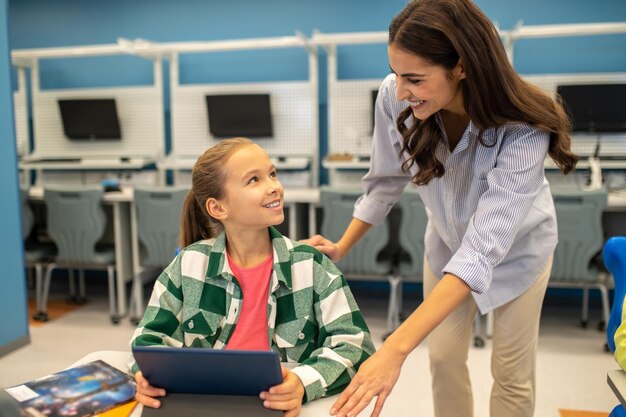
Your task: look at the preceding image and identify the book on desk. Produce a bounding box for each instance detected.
[3,360,136,417]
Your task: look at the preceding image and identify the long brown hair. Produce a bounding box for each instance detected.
[389,0,578,185]
[179,137,254,247]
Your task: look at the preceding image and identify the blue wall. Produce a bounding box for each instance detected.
[8,0,626,87]
[0,0,29,355]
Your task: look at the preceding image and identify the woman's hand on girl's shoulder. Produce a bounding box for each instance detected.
[300,235,342,262]
[134,371,166,408]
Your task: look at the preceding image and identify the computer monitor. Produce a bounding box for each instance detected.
[371,89,379,129]
[557,84,626,133]
[58,99,122,140]
[205,94,273,138]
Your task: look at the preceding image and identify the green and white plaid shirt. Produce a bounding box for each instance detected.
[130,227,375,402]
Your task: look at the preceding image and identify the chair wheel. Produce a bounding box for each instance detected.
[66,296,79,304]
[75,296,87,305]
[110,316,121,325]
[598,321,606,332]
[474,336,485,348]
[605,343,611,353]
[580,320,588,329]
[130,318,140,326]
[33,311,49,322]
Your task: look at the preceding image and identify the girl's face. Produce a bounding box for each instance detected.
[388,43,466,120]
[209,144,284,232]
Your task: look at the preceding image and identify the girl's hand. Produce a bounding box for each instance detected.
[301,234,342,262]
[260,367,305,417]
[330,345,404,417]
[134,371,166,408]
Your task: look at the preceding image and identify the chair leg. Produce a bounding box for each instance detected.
[581,286,589,328]
[107,265,120,325]
[385,275,402,338]
[68,268,79,303]
[77,269,86,304]
[598,283,610,332]
[486,310,494,339]
[129,270,144,325]
[473,313,485,348]
[34,263,56,322]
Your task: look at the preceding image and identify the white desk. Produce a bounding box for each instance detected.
[73,351,376,417]
[608,369,626,409]
[19,157,156,188]
[28,186,135,319]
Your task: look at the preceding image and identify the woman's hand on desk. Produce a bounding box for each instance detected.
[301,235,343,262]
[330,344,404,417]
[134,371,166,408]
[260,366,305,417]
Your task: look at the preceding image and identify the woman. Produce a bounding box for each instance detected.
[305,1,577,416]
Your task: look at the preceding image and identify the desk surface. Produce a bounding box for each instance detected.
[73,351,376,417]
[160,156,311,171]
[28,185,134,203]
[608,369,626,409]
[19,157,155,171]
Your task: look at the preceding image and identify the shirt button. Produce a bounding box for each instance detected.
[298,332,305,340]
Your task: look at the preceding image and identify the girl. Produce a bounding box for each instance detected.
[306,1,578,416]
[130,138,375,417]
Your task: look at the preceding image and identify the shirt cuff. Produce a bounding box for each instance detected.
[289,364,326,403]
[353,194,394,226]
[443,247,491,294]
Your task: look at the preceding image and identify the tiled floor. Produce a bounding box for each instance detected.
[0,283,617,417]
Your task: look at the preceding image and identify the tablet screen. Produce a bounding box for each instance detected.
[132,346,283,396]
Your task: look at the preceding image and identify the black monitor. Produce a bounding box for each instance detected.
[371,89,379,129]
[58,99,122,140]
[557,84,626,133]
[205,94,273,138]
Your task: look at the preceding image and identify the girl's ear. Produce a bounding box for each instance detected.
[205,198,227,221]
[453,58,466,80]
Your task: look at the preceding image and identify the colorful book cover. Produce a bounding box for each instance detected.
[5,360,136,417]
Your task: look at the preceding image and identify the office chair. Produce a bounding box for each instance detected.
[20,188,55,314]
[319,187,397,337]
[549,187,609,331]
[393,188,427,334]
[129,185,188,324]
[35,186,120,323]
[604,237,626,416]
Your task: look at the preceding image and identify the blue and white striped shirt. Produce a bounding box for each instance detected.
[354,73,557,313]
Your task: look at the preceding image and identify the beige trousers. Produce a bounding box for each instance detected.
[423,257,552,417]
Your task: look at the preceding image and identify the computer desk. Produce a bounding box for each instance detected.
[29,185,321,323]
[72,351,377,417]
[28,186,134,319]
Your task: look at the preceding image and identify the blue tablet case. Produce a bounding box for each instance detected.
[132,346,283,396]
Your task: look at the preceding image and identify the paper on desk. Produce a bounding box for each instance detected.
[5,384,39,402]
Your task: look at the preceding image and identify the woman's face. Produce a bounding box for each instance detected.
[388,42,466,120]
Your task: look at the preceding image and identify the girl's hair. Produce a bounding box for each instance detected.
[180,137,254,247]
[389,0,578,185]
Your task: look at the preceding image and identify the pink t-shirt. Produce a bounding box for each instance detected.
[225,252,273,351]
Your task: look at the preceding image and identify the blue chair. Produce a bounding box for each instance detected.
[604,237,626,416]
[37,186,119,323]
[129,185,188,324]
[320,187,397,336]
[394,188,427,332]
[550,187,609,330]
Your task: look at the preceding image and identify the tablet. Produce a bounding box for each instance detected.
[132,346,283,396]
